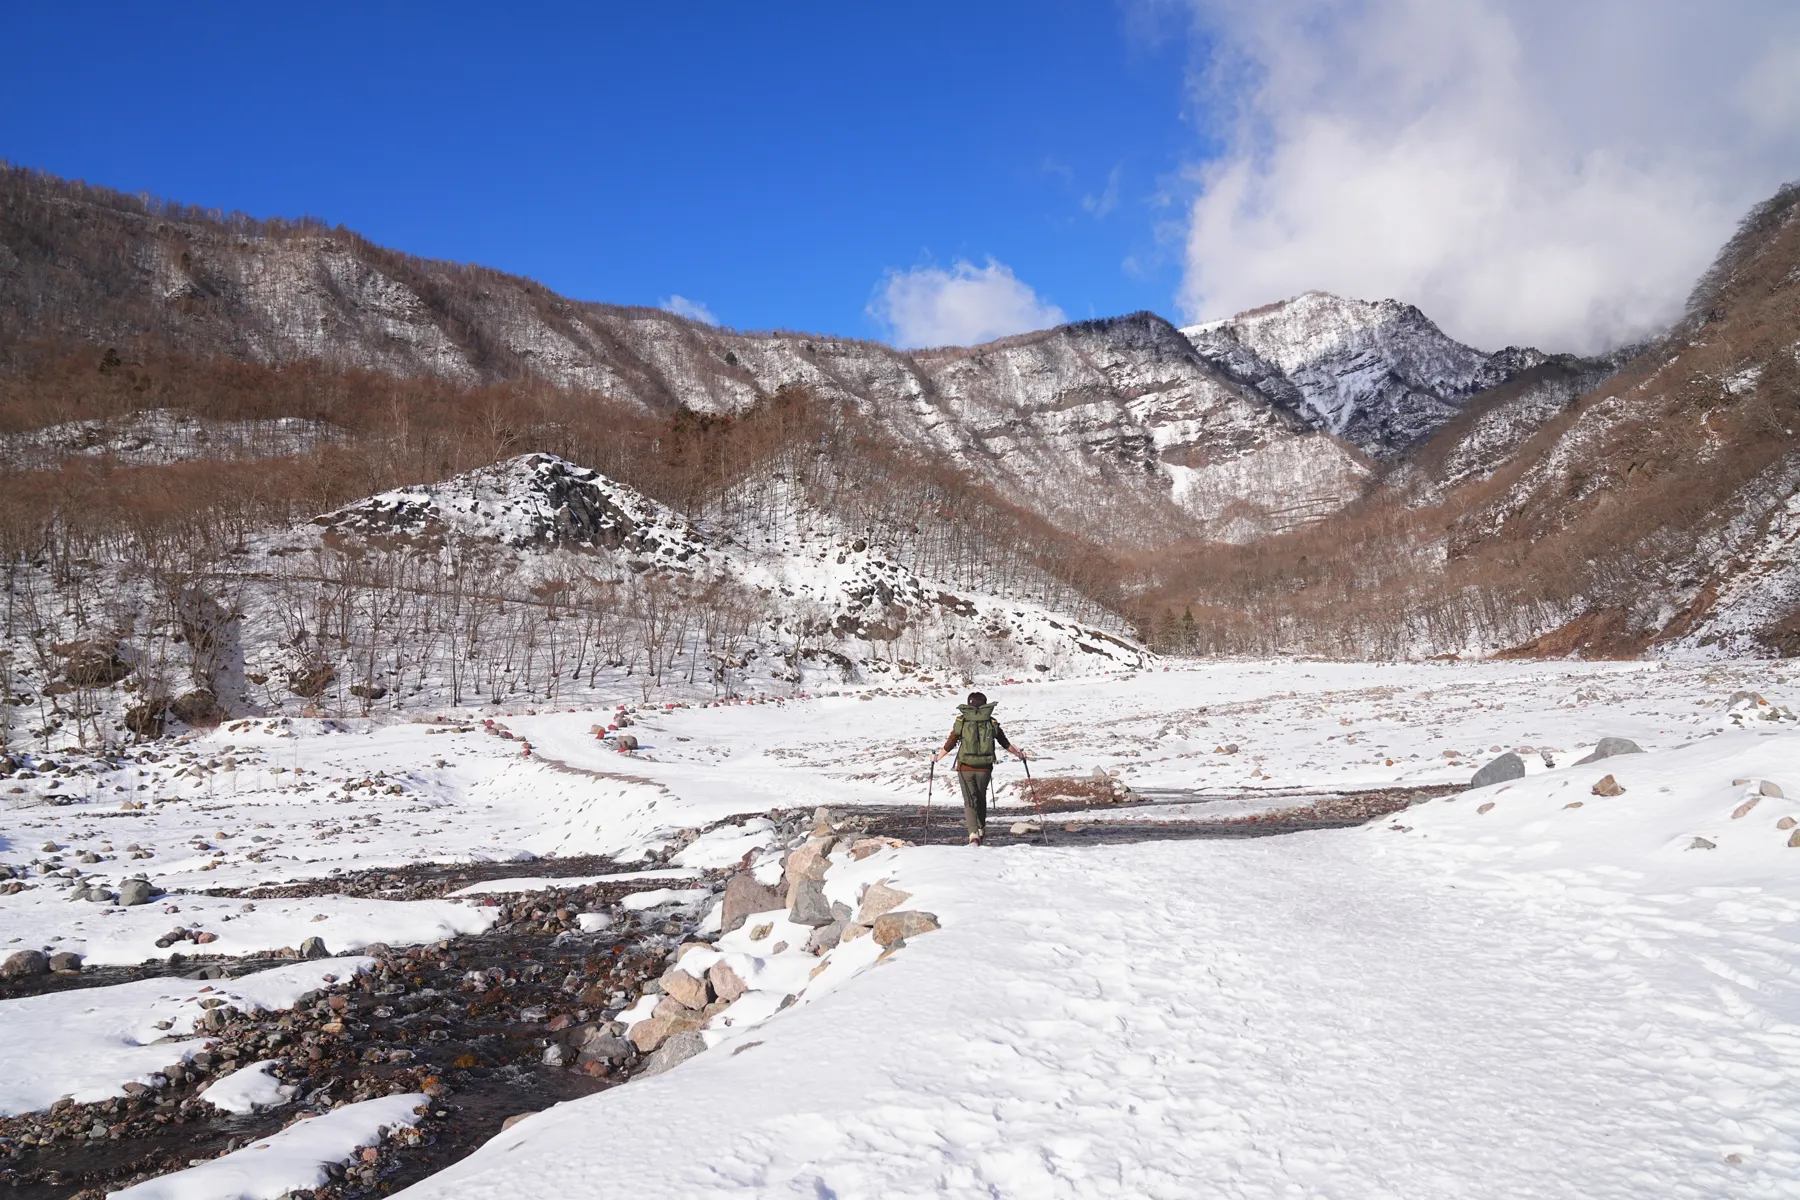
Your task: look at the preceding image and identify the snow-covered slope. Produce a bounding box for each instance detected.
[1181,292,1563,455]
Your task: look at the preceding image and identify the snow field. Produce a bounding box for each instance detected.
[108,1091,428,1200]
[0,958,373,1116]
[405,728,1800,1199]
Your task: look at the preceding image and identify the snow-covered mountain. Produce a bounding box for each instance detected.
[1180,292,1560,455]
[1,170,1590,545]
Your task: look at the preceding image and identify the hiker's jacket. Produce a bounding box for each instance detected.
[940,702,1011,771]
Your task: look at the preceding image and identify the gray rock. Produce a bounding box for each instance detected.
[639,1029,705,1076]
[719,871,784,934]
[85,888,113,904]
[1689,837,1717,850]
[117,879,154,907]
[1,950,48,978]
[48,951,82,973]
[299,936,329,960]
[788,878,835,928]
[1470,752,1526,789]
[1574,737,1644,766]
[806,920,846,953]
[1729,690,1766,708]
[571,1026,632,1065]
[1761,780,1786,798]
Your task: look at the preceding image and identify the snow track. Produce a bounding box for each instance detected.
[408,818,1800,1198]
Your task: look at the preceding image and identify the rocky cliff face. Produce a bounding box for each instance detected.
[1,169,1575,546]
[1179,292,1589,456]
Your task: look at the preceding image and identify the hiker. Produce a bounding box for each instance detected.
[932,691,1025,845]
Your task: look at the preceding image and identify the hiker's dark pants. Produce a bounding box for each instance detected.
[957,769,992,836]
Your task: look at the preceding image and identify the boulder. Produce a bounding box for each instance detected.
[720,871,785,934]
[640,1030,706,1076]
[117,879,154,907]
[1591,775,1626,797]
[629,1005,705,1053]
[571,1026,632,1065]
[872,910,940,947]
[2,950,49,978]
[48,951,82,973]
[1779,817,1797,831]
[658,966,712,1011]
[788,878,835,928]
[855,881,913,926]
[1732,797,1761,820]
[1761,780,1786,798]
[707,960,748,1003]
[500,1112,537,1133]
[782,837,835,897]
[299,936,329,960]
[848,837,902,860]
[1790,828,1800,849]
[806,920,845,953]
[1574,737,1643,766]
[171,690,222,728]
[1470,753,1525,789]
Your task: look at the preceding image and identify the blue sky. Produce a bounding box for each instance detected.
[4,2,1795,352]
[0,1,1206,344]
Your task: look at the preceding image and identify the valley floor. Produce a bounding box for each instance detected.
[3,658,1798,1197]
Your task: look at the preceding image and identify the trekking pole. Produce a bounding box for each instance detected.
[1021,752,1048,844]
[924,756,936,845]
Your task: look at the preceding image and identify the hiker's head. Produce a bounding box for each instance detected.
[966,691,987,707]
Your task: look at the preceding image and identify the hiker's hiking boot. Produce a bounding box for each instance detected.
[967,832,983,846]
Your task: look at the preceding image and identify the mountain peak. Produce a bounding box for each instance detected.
[1180,292,1541,454]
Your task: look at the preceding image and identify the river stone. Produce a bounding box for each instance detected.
[629,1006,705,1053]
[640,1030,706,1076]
[1574,737,1644,766]
[658,966,712,1010]
[872,910,940,947]
[572,1026,632,1065]
[855,881,913,926]
[719,871,784,934]
[1,950,48,978]
[1470,753,1525,789]
[117,878,154,907]
[707,960,748,1003]
[788,878,834,928]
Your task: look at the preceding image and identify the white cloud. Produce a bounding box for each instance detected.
[1178,0,1800,353]
[660,295,718,325]
[870,259,1067,349]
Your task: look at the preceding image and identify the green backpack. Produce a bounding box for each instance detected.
[955,702,999,768]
